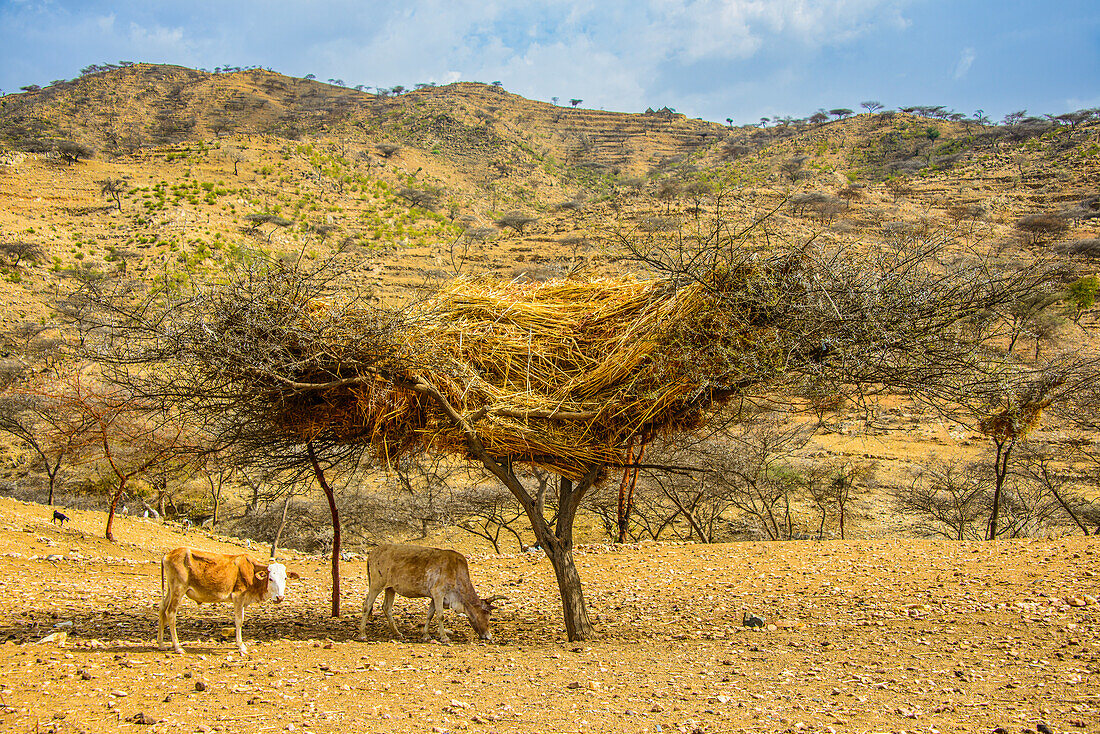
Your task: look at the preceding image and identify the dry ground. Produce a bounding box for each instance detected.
[0,498,1097,734]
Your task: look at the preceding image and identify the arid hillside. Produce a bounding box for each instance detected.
[0,64,1099,547]
[1,65,1097,323]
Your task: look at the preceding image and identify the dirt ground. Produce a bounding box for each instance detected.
[0,498,1098,734]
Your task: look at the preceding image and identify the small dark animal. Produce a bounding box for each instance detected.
[743,612,765,628]
[52,510,70,526]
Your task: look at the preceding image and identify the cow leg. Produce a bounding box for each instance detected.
[430,591,449,643]
[233,599,247,654]
[421,599,436,642]
[162,588,185,654]
[157,591,169,650]
[381,588,402,639]
[358,584,383,641]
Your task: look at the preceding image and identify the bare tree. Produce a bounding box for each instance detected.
[894,461,989,540]
[452,482,529,553]
[0,388,91,505]
[778,157,807,182]
[494,212,536,233]
[0,241,45,268]
[977,372,1064,540]
[67,185,1088,639]
[42,377,199,540]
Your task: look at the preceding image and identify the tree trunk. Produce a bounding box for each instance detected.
[617,441,644,543]
[412,378,596,640]
[271,493,293,559]
[1050,484,1091,536]
[308,442,341,618]
[547,541,591,640]
[105,478,127,542]
[987,438,1015,540]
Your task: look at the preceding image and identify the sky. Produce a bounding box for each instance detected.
[1,0,1097,125]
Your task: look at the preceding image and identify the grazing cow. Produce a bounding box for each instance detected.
[52,510,70,526]
[358,544,502,643]
[157,547,299,655]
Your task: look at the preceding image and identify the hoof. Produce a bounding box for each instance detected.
[355,634,368,642]
[174,647,185,655]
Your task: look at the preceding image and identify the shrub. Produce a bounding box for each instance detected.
[1016,213,1069,244]
[1054,238,1100,257]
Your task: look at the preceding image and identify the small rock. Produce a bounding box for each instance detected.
[567,681,582,689]
[109,690,128,698]
[128,712,159,725]
[194,681,207,692]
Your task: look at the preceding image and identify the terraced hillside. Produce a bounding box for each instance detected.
[1,64,1099,543]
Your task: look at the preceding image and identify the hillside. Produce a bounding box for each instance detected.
[0,63,1099,543]
[0,66,1096,308]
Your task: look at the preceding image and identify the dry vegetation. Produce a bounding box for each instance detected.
[0,62,1099,732]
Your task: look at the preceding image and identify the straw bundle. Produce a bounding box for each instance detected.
[273,273,765,477]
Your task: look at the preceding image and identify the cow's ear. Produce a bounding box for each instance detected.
[287,571,300,580]
[255,570,268,581]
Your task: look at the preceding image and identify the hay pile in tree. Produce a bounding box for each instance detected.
[267,273,776,478]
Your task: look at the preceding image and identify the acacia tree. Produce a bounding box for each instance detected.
[67,190,1081,639]
[39,377,198,540]
[894,460,989,540]
[0,388,91,505]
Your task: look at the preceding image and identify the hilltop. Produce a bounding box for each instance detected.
[0,65,1096,319]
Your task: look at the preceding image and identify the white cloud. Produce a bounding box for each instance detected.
[954,46,975,79]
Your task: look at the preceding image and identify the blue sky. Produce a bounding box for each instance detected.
[1,0,1097,125]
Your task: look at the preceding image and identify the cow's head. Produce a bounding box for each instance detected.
[465,595,504,641]
[256,562,299,603]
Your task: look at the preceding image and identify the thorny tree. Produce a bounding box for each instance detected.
[66,196,1093,639]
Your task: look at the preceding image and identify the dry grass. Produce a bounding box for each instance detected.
[275,275,743,477]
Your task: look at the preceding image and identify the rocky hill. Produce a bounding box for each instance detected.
[0,64,1098,540]
[1,63,1097,320]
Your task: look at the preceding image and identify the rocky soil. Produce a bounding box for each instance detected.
[0,498,1097,734]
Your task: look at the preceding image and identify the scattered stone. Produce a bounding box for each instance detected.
[128,712,159,725]
[194,681,207,692]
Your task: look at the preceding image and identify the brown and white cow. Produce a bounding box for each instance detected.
[358,544,502,643]
[157,547,299,655]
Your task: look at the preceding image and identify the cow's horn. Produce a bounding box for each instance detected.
[483,594,506,604]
